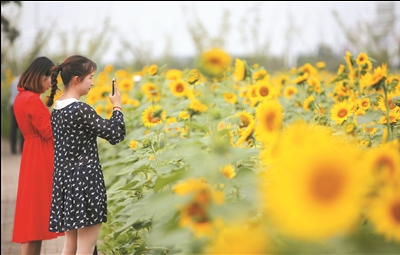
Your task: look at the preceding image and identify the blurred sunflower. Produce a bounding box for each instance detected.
[223,92,237,104]
[256,80,276,101]
[189,98,208,113]
[254,100,283,144]
[148,64,158,76]
[169,79,188,97]
[253,69,268,82]
[262,121,366,241]
[377,91,399,113]
[197,48,232,78]
[129,140,138,149]
[141,104,167,128]
[364,140,400,186]
[356,52,369,66]
[166,69,183,81]
[165,117,181,136]
[179,110,190,120]
[234,58,246,81]
[235,110,254,129]
[173,178,224,237]
[283,85,298,99]
[205,221,270,254]
[141,82,161,102]
[303,95,315,111]
[292,72,309,85]
[298,63,318,79]
[367,184,400,242]
[118,78,134,93]
[220,164,236,179]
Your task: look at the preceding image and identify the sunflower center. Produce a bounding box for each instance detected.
[259,87,269,97]
[310,169,343,203]
[176,84,184,93]
[361,101,368,107]
[240,117,250,128]
[388,100,395,110]
[264,112,276,131]
[337,109,348,118]
[375,156,395,175]
[391,200,400,223]
[186,203,208,223]
[209,57,222,66]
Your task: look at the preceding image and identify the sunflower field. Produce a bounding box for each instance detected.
[2,48,400,254]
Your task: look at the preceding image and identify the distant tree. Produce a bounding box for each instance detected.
[1,1,21,43]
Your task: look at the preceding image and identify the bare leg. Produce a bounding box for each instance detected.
[76,223,102,255]
[62,229,77,255]
[20,240,42,255]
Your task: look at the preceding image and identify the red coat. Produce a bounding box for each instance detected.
[12,87,63,243]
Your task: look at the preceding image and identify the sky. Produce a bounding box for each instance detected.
[3,1,400,66]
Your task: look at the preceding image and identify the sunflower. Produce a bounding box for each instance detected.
[86,87,102,105]
[308,78,322,94]
[234,58,246,81]
[283,85,298,99]
[377,91,399,113]
[165,117,181,136]
[344,51,355,74]
[179,110,190,120]
[103,64,113,74]
[357,98,371,111]
[316,61,326,69]
[303,95,315,111]
[298,63,318,78]
[364,140,400,186]
[94,104,103,116]
[367,185,400,242]
[148,64,158,76]
[256,80,275,101]
[337,64,346,75]
[141,105,167,128]
[189,98,208,113]
[141,82,161,102]
[330,100,354,125]
[292,72,309,85]
[205,221,270,254]
[254,100,283,144]
[236,121,255,147]
[173,178,224,237]
[360,73,375,90]
[253,69,269,82]
[235,110,254,129]
[262,121,366,241]
[129,140,138,149]
[220,164,236,179]
[223,92,237,104]
[166,69,182,81]
[197,48,232,78]
[118,78,134,93]
[356,52,369,66]
[169,79,188,97]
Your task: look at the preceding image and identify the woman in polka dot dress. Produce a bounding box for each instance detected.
[47,55,126,254]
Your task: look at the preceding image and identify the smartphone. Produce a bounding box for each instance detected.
[112,78,116,95]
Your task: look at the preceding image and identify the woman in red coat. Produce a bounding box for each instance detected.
[12,56,64,254]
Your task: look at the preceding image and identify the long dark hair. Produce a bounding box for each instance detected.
[18,56,55,94]
[47,55,97,107]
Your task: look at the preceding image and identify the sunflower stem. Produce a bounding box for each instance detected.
[382,82,393,142]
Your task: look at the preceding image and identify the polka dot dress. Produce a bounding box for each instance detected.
[49,101,125,232]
